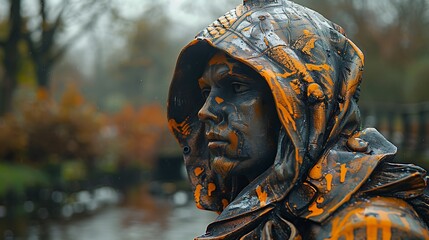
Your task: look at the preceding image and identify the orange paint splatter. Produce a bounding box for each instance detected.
[208,52,234,73]
[347,39,365,63]
[328,198,418,240]
[325,174,333,191]
[306,63,333,72]
[263,37,270,47]
[194,185,203,209]
[168,118,191,137]
[366,216,378,239]
[222,199,229,209]
[316,197,325,204]
[307,202,324,218]
[303,29,311,35]
[275,71,294,79]
[378,212,392,240]
[331,206,409,239]
[259,67,300,131]
[302,37,317,55]
[329,208,359,239]
[344,228,354,240]
[228,132,239,150]
[208,183,216,197]
[194,167,204,177]
[307,83,324,99]
[289,79,302,95]
[309,163,323,180]
[215,97,224,104]
[254,64,264,71]
[340,164,348,183]
[296,151,303,165]
[256,186,268,207]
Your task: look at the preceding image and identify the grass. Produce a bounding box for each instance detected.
[0,162,49,197]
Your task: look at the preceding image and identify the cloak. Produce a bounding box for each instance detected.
[167,0,429,239]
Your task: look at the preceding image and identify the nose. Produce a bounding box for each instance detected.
[198,96,221,123]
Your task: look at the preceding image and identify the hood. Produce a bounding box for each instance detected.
[167,0,382,229]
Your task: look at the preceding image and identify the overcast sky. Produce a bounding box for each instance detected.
[65,0,241,77]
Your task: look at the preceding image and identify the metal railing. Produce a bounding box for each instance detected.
[361,102,429,168]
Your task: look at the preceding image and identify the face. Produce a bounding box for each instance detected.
[198,52,280,182]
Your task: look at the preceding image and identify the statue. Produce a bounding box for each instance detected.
[167,0,429,239]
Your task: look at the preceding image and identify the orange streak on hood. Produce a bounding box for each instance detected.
[307,202,324,218]
[168,118,191,137]
[325,174,333,191]
[256,186,268,207]
[340,164,348,183]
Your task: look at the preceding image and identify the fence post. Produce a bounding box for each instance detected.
[387,110,395,141]
[417,104,428,153]
[401,110,411,152]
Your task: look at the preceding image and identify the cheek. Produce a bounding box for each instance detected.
[237,99,268,134]
[240,99,277,151]
[228,99,260,127]
[227,99,266,153]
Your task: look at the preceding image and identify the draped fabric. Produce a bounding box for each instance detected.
[167,0,429,239]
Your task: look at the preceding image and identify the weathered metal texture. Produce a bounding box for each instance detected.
[167,0,429,239]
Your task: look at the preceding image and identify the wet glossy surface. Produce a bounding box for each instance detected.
[44,204,215,240]
[0,188,216,240]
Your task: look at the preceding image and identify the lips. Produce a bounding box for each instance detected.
[208,141,229,149]
[206,132,229,149]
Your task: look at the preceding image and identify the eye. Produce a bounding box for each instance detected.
[201,88,211,99]
[232,82,250,93]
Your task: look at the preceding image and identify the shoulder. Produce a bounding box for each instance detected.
[311,196,429,240]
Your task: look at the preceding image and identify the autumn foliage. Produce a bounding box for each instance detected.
[111,103,167,169]
[0,84,168,172]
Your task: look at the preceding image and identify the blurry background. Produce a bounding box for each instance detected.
[0,0,428,239]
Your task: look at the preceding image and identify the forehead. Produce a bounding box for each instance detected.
[203,52,236,80]
[207,51,235,67]
[200,52,262,84]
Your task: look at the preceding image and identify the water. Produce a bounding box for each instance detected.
[45,204,215,240]
[0,189,217,240]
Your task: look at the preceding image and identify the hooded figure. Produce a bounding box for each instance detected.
[167,0,429,239]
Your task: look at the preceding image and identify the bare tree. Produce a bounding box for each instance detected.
[0,0,116,115]
[0,0,23,115]
[23,0,111,92]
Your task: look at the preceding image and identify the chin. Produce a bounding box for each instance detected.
[211,156,239,178]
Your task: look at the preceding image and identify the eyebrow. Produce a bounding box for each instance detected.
[198,70,253,89]
[198,70,229,87]
[228,72,253,82]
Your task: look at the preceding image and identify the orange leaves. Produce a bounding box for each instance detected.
[0,115,28,158]
[110,103,167,169]
[22,85,103,161]
[59,84,84,110]
[0,84,169,173]
[0,84,103,162]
